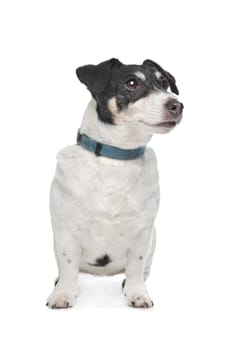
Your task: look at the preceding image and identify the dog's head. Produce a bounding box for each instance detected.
[76,58,183,134]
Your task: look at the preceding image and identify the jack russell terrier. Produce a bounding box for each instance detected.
[46,58,183,309]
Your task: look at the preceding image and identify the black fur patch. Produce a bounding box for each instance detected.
[76,58,179,125]
[89,254,112,267]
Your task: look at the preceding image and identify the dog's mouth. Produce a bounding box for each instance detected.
[141,120,177,128]
[156,121,177,128]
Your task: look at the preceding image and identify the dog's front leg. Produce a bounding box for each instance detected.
[124,227,154,308]
[46,234,80,309]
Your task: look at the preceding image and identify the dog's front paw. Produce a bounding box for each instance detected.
[127,293,154,308]
[46,287,79,309]
[123,281,154,308]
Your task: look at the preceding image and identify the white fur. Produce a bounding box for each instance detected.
[47,93,176,308]
[155,71,162,80]
[134,71,146,81]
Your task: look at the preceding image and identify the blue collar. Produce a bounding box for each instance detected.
[77,130,146,160]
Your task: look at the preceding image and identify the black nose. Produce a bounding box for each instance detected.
[166,99,184,117]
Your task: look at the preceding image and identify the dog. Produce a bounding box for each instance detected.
[46,58,183,309]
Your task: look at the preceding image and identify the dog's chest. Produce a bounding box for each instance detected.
[53,145,159,234]
[84,158,148,218]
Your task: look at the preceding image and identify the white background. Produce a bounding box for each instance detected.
[0,0,232,349]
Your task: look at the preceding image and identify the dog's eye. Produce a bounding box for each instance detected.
[159,77,169,90]
[125,78,139,90]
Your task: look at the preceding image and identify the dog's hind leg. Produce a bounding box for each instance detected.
[46,233,80,309]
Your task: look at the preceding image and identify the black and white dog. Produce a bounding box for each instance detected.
[47,58,183,309]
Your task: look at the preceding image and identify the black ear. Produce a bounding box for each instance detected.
[76,58,122,94]
[143,59,179,95]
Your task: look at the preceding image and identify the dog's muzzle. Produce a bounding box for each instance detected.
[166,98,183,116]
[157,98,184,128]
[165,98,184,120]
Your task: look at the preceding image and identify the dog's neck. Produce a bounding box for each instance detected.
[80,99,153,149]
